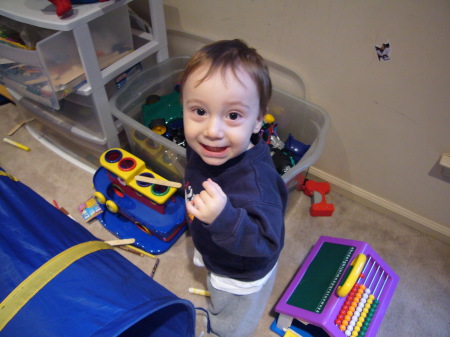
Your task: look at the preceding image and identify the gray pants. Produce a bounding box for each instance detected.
[206,268,277,337]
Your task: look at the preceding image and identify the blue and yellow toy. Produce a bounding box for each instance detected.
[93,148,187,254]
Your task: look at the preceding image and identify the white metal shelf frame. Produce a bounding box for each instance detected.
[0,0,169,149]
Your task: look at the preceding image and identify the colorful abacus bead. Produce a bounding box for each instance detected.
[335,313,345,325]
[344,283,367,336]
[336,284,359,327]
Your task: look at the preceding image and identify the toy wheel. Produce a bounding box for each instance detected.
[94,191,106,204]
[172,129,186,146]
[264,113,275,124]
[146,95,160,105]
[135,222,152,235]
[106,200,119,213]
[280,165,292,174]
[152,125,167,135]
[149,118,167,135]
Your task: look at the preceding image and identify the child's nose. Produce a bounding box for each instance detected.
[204,117,224,138]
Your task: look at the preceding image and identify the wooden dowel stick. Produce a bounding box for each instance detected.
[104,238,135,246]
[7,118,35,136]
[150,259,160,278]
[124,245,157,259]
[116,245,144,257]
[134,176,182,189]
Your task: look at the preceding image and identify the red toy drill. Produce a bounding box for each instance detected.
[49,0,110,17]
[302,180,334,216]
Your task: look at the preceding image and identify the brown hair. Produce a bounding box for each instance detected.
[179,39,272,115]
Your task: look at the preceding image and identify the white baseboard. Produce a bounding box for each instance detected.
[308,167,450,245]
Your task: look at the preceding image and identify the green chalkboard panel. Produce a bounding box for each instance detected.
[287,242,355,313]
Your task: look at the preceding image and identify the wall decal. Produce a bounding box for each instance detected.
[375,43,391,61]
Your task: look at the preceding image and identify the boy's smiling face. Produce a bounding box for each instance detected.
[183,64,263,166]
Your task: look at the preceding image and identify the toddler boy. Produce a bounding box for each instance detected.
[181,39,288,337]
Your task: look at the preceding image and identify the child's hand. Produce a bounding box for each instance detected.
[186,178,227,224]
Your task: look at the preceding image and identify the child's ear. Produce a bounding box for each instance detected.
[253,113,264,133]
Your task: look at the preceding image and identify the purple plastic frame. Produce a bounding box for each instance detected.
[275,236,399,337]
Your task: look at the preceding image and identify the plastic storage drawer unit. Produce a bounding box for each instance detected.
[110,57,330,191]
[15,93,111,168]
[0,5,132,109]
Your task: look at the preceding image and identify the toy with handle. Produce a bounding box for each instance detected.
[49,0,110,18]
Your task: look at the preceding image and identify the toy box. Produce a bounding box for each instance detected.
[110,56,330,191]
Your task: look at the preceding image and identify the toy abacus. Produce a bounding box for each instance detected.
[273,236,399,337]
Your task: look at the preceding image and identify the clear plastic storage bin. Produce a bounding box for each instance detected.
[0,5,132,109]
[110,57,330,191]
[15,93,111,169]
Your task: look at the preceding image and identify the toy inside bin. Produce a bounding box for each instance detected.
[110,57,330,191]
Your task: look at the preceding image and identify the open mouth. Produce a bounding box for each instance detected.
[202,144,228,153]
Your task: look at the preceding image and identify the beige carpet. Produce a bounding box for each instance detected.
[0,102,449,337]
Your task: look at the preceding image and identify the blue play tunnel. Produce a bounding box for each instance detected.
[0,168,195,337]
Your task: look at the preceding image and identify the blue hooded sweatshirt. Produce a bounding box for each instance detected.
[185,138,287,281]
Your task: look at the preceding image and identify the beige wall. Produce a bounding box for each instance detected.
[136,1,450,234]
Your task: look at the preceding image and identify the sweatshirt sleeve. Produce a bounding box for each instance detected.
[205,197,284,258]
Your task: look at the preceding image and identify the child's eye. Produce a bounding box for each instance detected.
[228,112,240,120]
[195,108,206,116]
